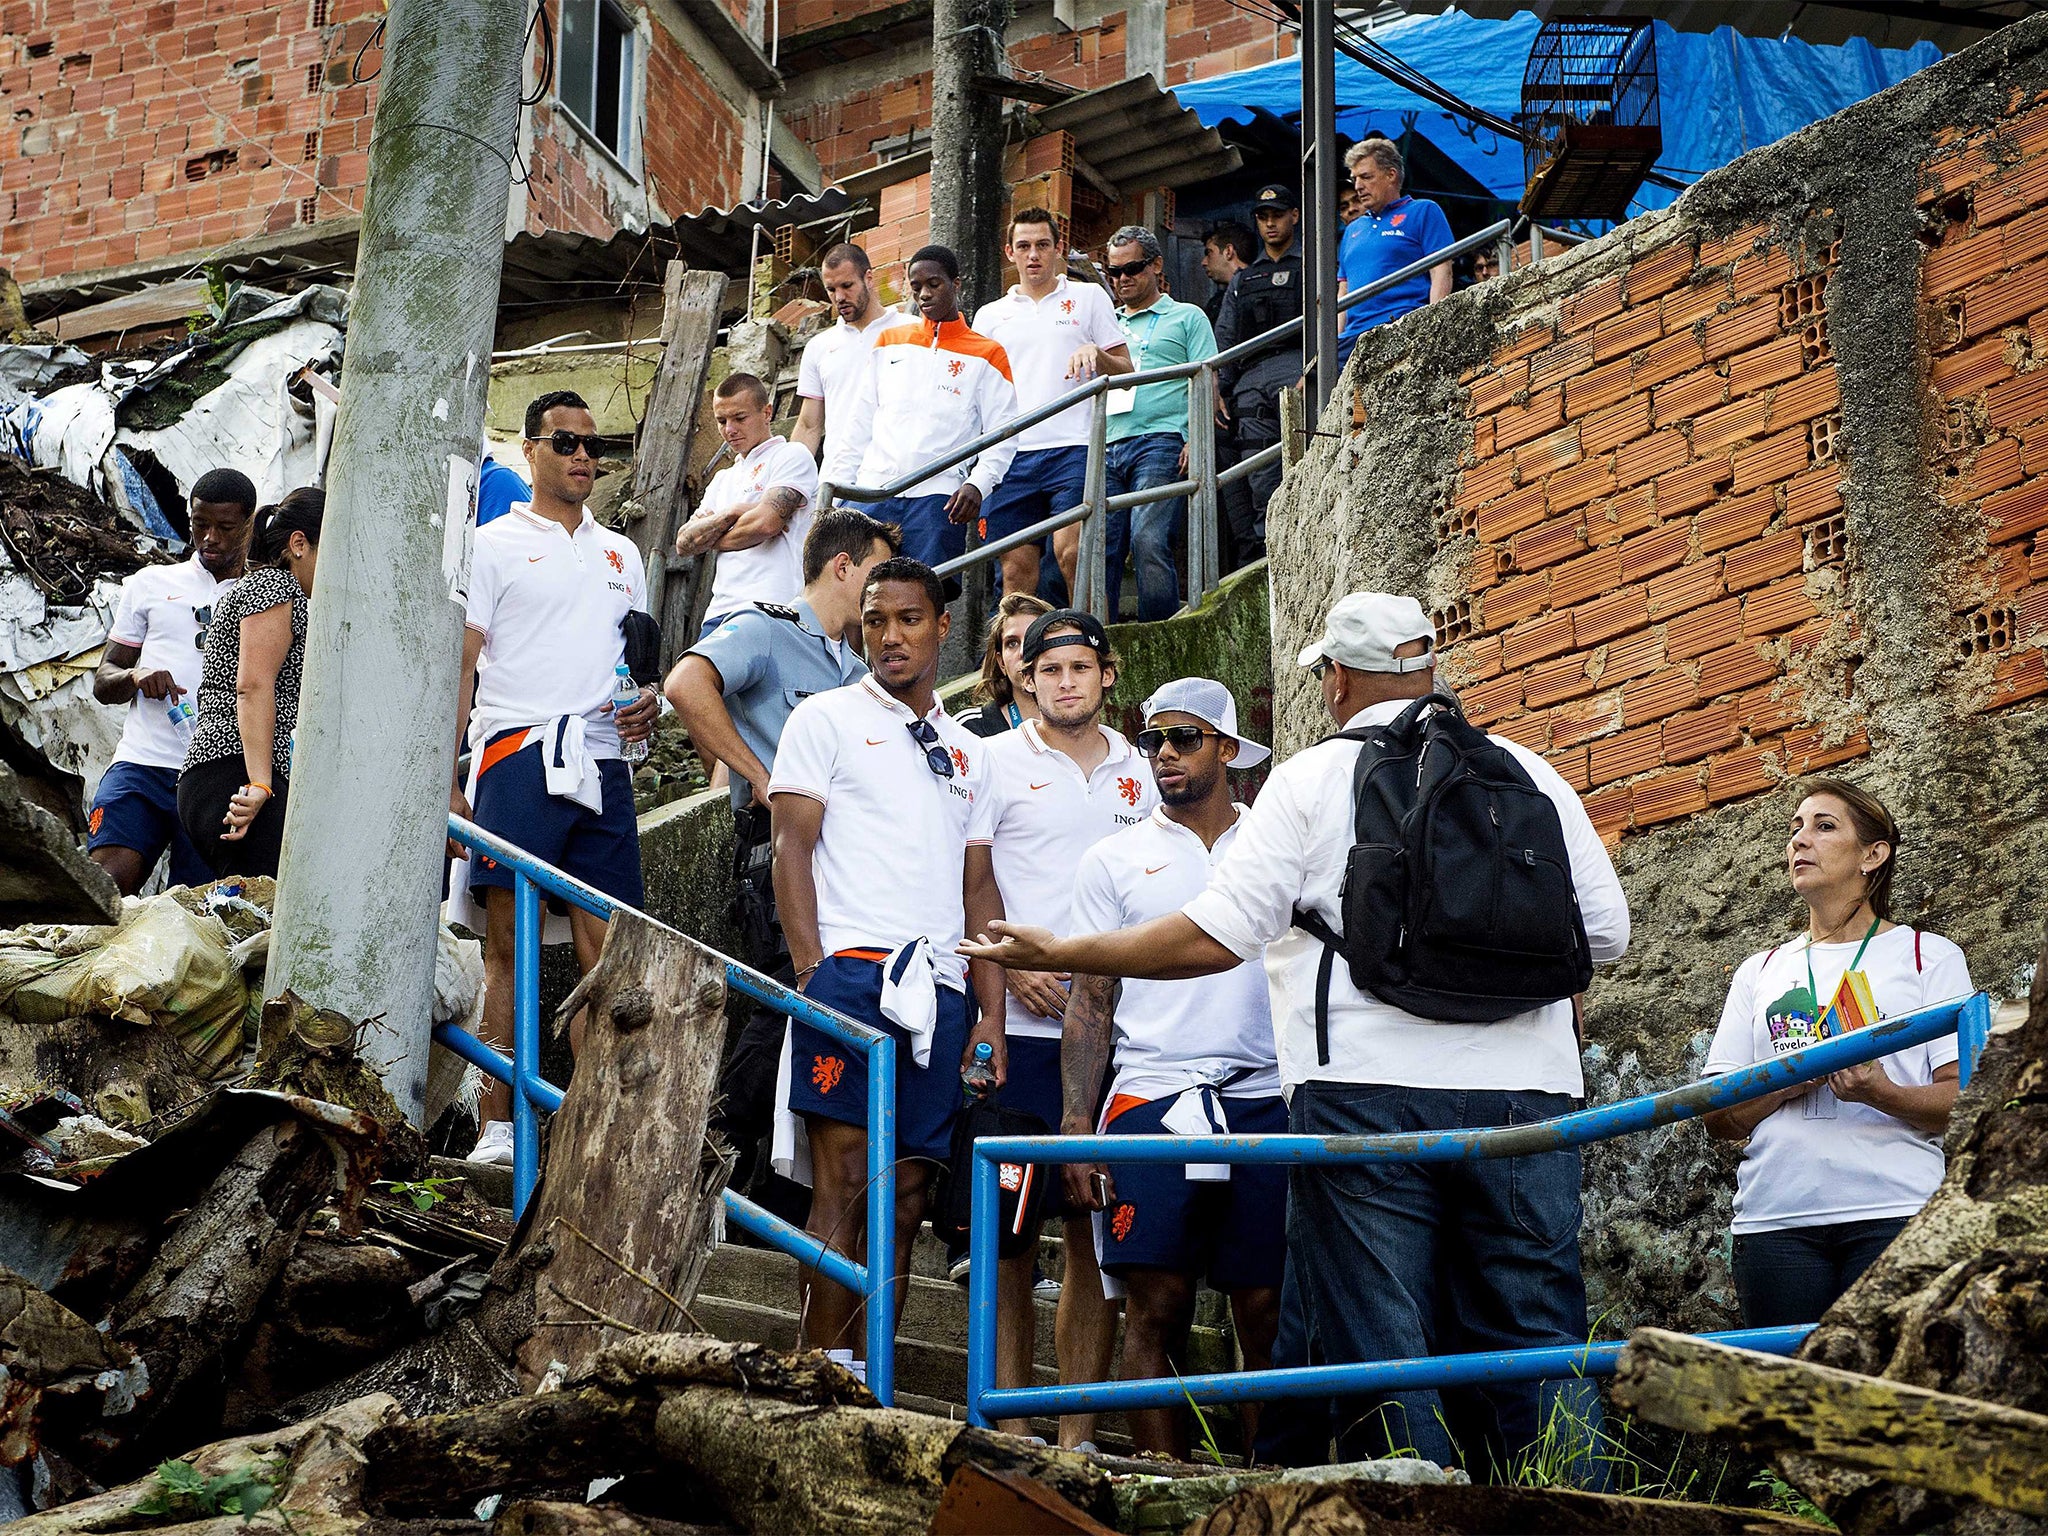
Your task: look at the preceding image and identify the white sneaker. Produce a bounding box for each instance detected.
[467,1120,514,1165]
[1034,1276,1062,1302]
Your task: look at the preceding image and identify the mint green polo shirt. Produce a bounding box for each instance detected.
[1107,293,1219,444]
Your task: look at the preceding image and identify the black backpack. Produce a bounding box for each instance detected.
[1292,692,1593,1062]
[937,1094,1053,1260]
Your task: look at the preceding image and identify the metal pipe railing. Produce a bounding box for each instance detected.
[434,812,903,1406]
[823,219,1515,621]
[964,991,1993,1426]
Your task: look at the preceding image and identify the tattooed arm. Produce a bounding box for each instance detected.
[715,483,807,552]
[1060,974,1118,1210]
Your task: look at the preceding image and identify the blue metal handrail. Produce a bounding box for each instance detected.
[434,812,902,1405]
[964,991,1993,1427]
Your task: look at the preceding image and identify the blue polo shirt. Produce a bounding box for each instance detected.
[687,597,868,806]
[1338,195,1454,342]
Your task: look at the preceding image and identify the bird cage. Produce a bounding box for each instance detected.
[1518,17,1661,223]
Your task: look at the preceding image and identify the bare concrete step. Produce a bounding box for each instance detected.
[695,1240,1238,1374]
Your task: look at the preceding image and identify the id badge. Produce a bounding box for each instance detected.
[1107,339,1141,415]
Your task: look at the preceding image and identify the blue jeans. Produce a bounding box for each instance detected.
[1732,1217,1907,1328]
[1286,1082,1604,1481]
[1104,433,1185,622]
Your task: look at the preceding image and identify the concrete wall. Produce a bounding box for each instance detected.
[1268,18,2048,1332]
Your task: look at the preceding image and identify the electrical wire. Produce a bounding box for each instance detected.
[520,0,557,108]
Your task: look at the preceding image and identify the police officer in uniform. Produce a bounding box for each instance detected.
[663,508,900,1206]
[1213,184,1304,551]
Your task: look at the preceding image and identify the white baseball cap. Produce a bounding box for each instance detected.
[1296,593,1436,674]
[1140,677,1271,768]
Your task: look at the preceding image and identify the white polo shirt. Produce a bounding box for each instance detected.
[1182,697,1631,1095]
[971,276,1127,452]
[769,675,989,992]
[1072,806,1279,1104]
[798,308,894,492]
[699,435,819,624]
[969,719,1157,1037]
[464,503,646,758]
[105,556,226,770]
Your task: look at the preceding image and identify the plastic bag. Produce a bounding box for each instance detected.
[0,898,246,1077]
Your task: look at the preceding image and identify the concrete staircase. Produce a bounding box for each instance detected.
[694,1224,1244,1447]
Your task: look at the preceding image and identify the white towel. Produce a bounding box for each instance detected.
[539,715,603,813]
[1160,1085,1232,1182]
[878,936,939,1069]
[770,1021,814,1188]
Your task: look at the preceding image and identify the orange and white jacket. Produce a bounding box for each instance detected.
[847,316,1019,499]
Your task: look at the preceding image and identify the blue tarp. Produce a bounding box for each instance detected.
[1171,9,1943,218]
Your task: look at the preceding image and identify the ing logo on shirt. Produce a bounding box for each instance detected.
[605,548,625,575]
[812,1054,846,1094]
[946,358,965,378]
[1110,1202,1135,1242]
[1117,775,1142,807]
[950,746,970,776]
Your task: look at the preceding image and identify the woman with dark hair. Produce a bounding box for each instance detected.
[1701,779,1970,1326]
[178,488,322,877]
[959,592,1053,738]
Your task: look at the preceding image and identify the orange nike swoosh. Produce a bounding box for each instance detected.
[866,737,887,745]
[1144,865,1169,875]
[1028,781,1052,791]
[527,556,546,563]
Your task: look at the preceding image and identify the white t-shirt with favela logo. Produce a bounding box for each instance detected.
[1705,926,1970,1234]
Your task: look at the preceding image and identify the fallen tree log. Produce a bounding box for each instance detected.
[1612,1327,2048,1517]
[110,1116,349,1466]
[513,912,730,1385]
[493,1501,732,1536]
[1182,1476,1826,1534]
[8,1392,402,1536]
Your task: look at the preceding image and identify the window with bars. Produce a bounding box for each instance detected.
[558,0,638,171]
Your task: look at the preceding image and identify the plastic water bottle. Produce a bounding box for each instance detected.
[165,696,195,735]
[613,665,648,764]
[962,1041,997,1101]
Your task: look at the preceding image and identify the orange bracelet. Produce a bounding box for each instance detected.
[240,783,272,800]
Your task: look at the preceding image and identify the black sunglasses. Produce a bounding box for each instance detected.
[1309,657,1334,680]
[528,430,608,459]
[1104,258,1154,279]
[907,718,955,778]
[1138,726,1222,756]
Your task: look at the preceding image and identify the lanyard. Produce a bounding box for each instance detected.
[1004,702,1023,730]
[1805,916,1880,1014]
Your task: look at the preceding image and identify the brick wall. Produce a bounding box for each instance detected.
[3,0,752,287]
[784,0,1291,186]
[1440,229,1860,843]
[1921,105,2048,714]
[1428,103,2048,845]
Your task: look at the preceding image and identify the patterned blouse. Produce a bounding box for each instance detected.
[184,565,307,780]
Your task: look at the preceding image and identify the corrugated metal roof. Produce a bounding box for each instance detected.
[24,189,860,324]
[1035,75,1244,192]
[828,75,1242,205]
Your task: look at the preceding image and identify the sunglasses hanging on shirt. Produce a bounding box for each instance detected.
[907,718,955,778]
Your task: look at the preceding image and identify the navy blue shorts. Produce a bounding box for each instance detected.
[977,445,1087,547]
[467,730,644,908]
[89,761,212,887]
[872,494,963,573]
[1002,1033,1101,1221]
[1100,1092,1288,1289]
[787,952,970,1163]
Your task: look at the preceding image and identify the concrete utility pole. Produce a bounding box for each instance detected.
[929,0,1014,312]
[265,0,527,1122]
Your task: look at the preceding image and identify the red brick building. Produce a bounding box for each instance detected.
[3,0,782,296]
